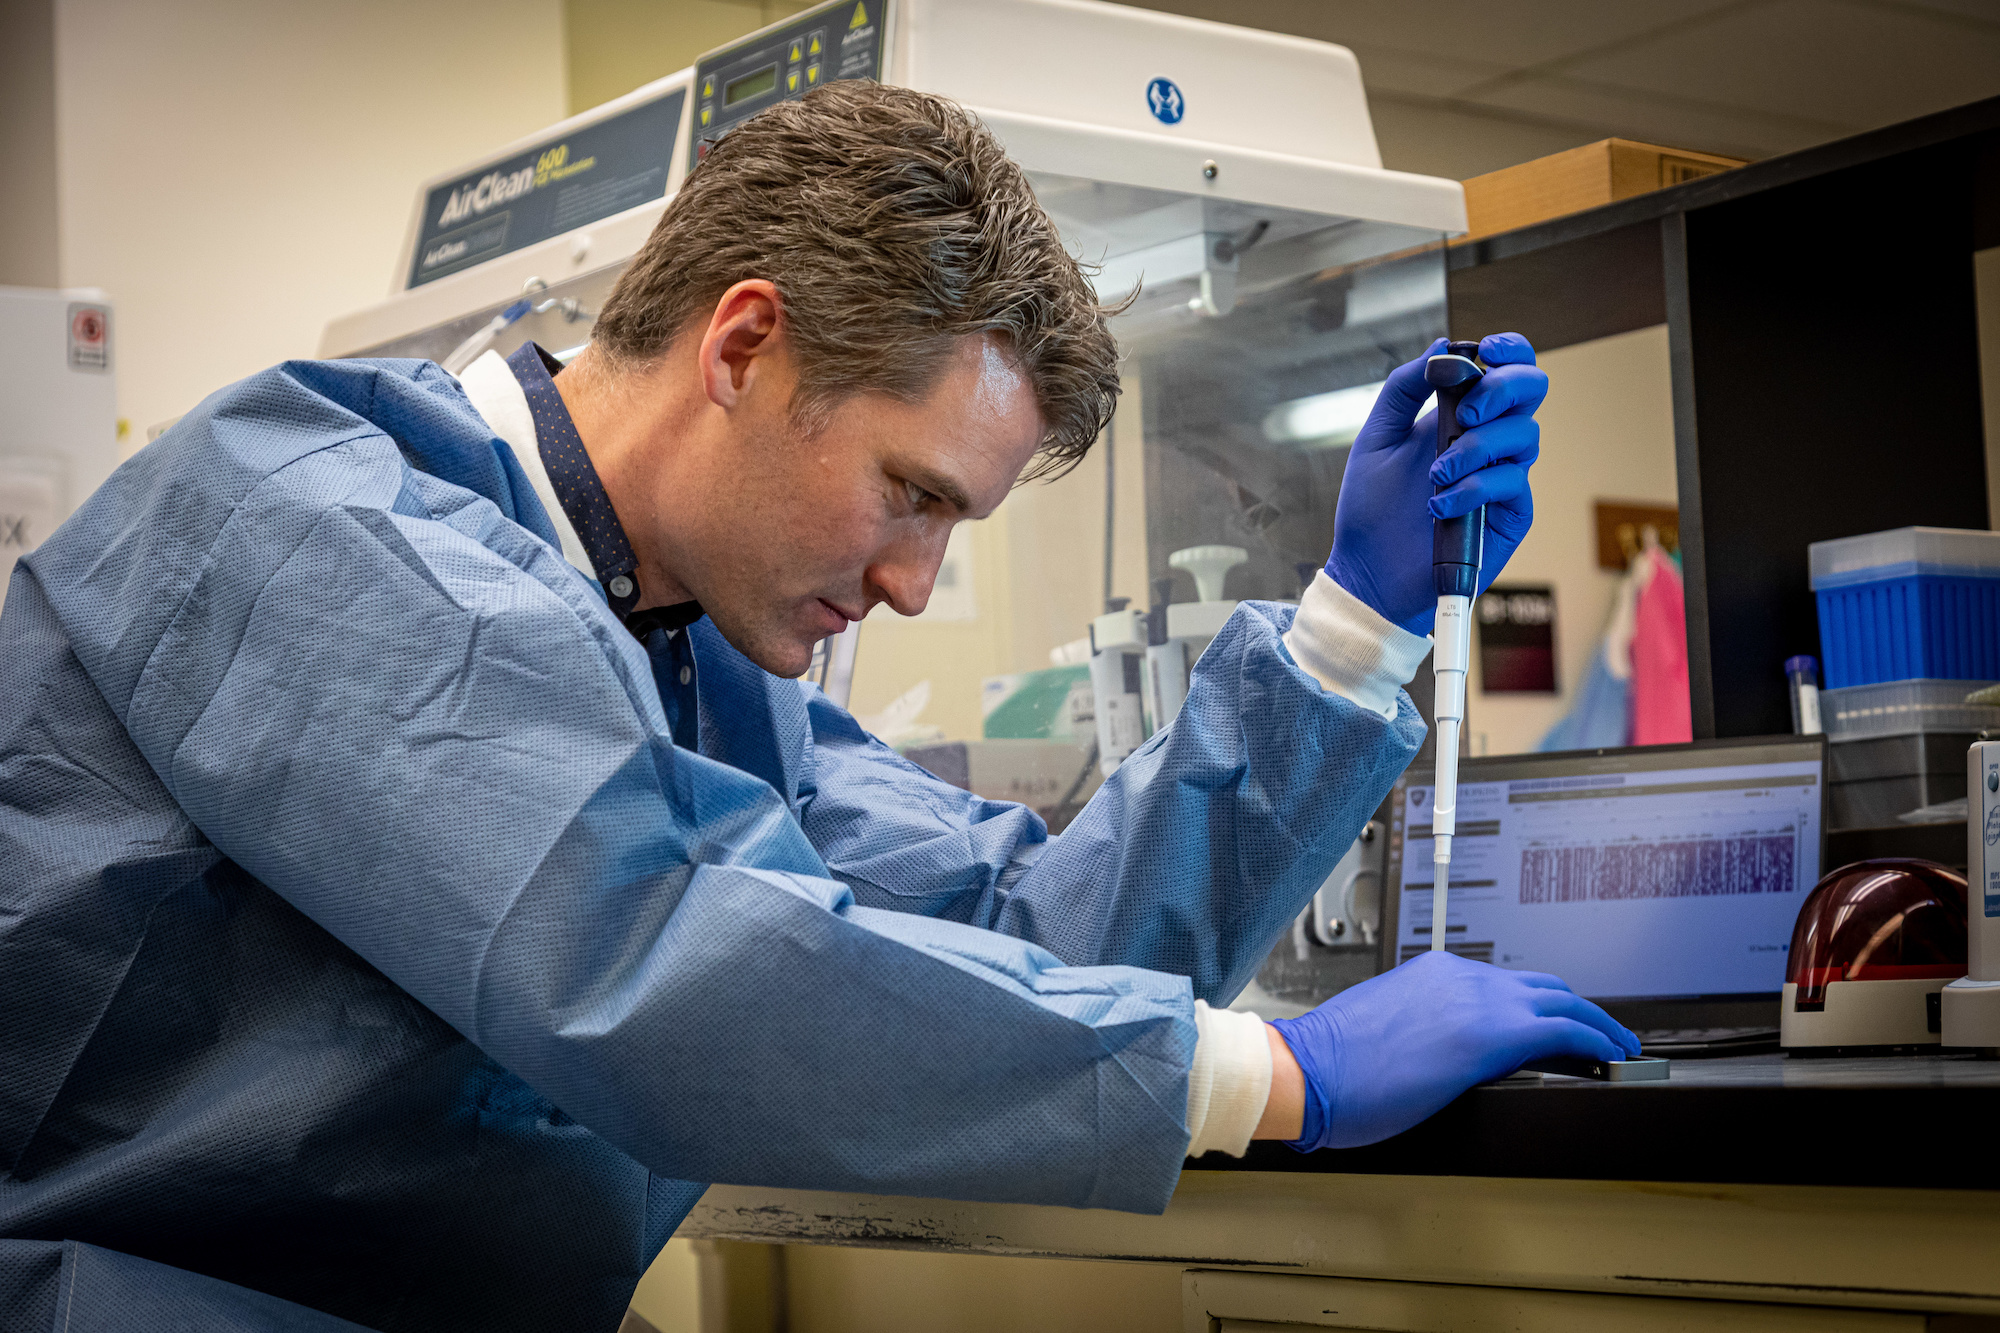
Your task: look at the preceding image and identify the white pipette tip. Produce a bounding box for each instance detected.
[1430,835,1452,952]
[1430,590,1470,956]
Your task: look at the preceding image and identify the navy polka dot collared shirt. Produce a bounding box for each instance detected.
[504,341,705,745]
[504,342,643,612]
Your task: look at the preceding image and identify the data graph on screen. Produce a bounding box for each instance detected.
[1392,742,1823,1000]
[1518,834,1797,903]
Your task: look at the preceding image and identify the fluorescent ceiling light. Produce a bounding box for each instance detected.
[1262,381,1383,447]
[1261,382,1435,448]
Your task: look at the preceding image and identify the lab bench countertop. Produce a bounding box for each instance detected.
[1203,1050,2000,1190]
[679,1051,2000,1319]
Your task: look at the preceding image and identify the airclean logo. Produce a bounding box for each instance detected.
[437,166,536,227]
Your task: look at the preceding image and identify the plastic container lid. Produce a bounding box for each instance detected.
[1785,655,1818,678]
[1785,859,1966,1010]
[1809,526,2000,589]
[1821,678,2000,739]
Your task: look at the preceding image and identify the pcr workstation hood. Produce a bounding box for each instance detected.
[322,0,1466,905]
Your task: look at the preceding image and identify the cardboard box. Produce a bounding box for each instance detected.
[1460,139,1746,242]
[980,664,1093,740]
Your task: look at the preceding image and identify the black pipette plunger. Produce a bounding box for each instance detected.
[1428,340,1487,598]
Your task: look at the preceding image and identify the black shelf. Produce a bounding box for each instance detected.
[1443,95,2000,740]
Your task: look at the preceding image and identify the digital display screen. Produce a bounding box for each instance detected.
[725,65,778,106]
[1392,744,1823,1000]
[691,0,885,170]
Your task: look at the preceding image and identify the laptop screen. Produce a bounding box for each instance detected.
[1384,736,1827,1006]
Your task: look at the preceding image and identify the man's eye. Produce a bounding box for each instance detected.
[903,479,936,510]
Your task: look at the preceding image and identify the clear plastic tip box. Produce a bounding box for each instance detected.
[1810,527,2000,689]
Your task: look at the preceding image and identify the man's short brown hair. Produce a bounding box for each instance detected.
[590,80,1119,478]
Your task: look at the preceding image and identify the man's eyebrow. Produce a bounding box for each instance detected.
[908,467,973,514]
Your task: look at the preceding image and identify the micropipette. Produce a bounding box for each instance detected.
[1425,340,1487,952]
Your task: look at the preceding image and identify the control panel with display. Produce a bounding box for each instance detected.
[690,0,889,169]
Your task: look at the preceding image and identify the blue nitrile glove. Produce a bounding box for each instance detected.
[1323,333,1548,636]
[1269,951,1640,1151]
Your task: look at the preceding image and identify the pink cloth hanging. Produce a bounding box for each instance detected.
[1630,545,1692,745]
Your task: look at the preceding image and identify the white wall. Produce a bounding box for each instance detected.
[1467,324,1680,757]
[53,0,569,445]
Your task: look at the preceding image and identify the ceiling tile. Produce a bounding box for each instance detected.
[1367,97,1607,178]
[1472,76,1843,159]
[1340,43,1514,99]
[1111,0,1743,69]
[1562,0,2000,128]
[1875,0,2000,25]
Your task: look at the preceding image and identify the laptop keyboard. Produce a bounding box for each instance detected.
[1635,1025,1780,1054]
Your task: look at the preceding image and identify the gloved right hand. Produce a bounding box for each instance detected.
[1269,951,1640,1151]
[1322,333,1547,636]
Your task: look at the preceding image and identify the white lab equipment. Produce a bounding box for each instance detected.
[1089,604,1150,776]
[1146,544,1246,733]
[324,0,1462,371]
[322,73,691,363]
[0,287,118,616]
[1143,612,1189,739]
[1307,820,1382,947]
[1942,739,2000,1052]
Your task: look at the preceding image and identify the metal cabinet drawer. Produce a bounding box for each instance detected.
[1186,1271,1967,1333]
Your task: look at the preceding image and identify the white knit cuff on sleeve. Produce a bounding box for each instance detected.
[1282,570,1433,719]
[1185,1001,1273,1159]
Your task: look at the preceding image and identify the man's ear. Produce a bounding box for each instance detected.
[697,280,785,408]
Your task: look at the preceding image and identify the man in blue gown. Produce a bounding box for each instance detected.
[0,82,1634,1330]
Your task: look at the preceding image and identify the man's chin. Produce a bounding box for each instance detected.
[764,641,816,678]
[740,638,815,679]
[707,610,816,678]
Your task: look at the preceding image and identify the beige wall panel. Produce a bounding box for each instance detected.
[564,0,818,114]
[54,0,567,445]
[1466,323,1679,755]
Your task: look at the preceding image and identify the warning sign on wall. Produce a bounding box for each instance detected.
[67,303,109,371]
[1477,584,1559,693]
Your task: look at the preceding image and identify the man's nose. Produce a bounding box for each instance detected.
[866,529,949,618]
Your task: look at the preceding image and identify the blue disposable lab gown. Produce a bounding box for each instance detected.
[0,358,1423,1332]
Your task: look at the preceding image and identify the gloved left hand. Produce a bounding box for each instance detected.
[1323,333,1547,636]
[1270,950,1640,1151]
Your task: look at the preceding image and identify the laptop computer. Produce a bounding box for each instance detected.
[1381,735,1829,1054]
